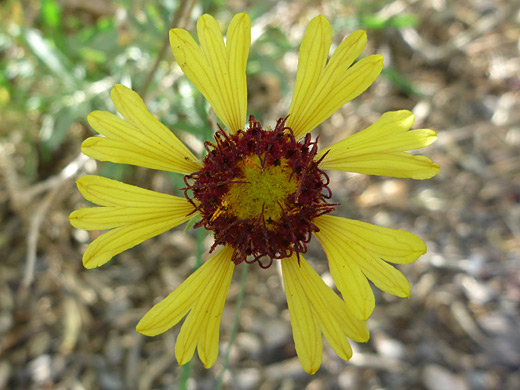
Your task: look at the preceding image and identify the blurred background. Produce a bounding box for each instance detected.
[1,0,519,389]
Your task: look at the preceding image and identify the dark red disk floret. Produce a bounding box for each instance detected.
[183,115,336,268]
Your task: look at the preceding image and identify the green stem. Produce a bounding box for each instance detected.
[179,361,192,390]
[139,0,190,99]
[216,262,249,390]
[195,227,204,269]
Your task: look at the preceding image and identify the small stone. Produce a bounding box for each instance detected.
[338,367,360,390]
[236,332,262,359]
[0,361,11,389]
[357,180,410,209]
[0,312,13,333]
[235,367,261,390]
[372,333,406,360]
[28,355,51,383]
[423,364,469,390]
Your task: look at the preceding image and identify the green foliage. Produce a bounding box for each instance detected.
[383,67,425,96]
[40,0,62,29]
[0,0,420,182]
[359,14,418,30]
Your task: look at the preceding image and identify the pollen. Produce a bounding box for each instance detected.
[183,116,336,268]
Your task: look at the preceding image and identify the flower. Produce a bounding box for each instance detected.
[70,13,439,374]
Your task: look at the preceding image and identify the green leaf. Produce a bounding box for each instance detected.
[359,14,419,30]
[183,214,202,233]
[41,0,62,29]
[359,15,388,30]
[22,28,76,85]
[389,15,419,28]
[383,68,424,96]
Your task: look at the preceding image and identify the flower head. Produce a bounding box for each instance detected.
[184,115,335,267]
[70,13,439,374]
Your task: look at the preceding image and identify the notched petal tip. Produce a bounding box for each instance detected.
[75,174,107,198]
[403,285,411,298]
[233,12,250,22]
[75,174,92,196]
[177,355,191,367]
[229,12,251,36]
[82,252,110,269]
[359,54,384,75]
[416,161,440,179]
[168,28,182,39]
[111,83,129,93]
[135,321,160,337]
[176,344,195,367]
[68,209,83,227]
[348,29,368,46]
[169,28,192,44]
[370,54,385,69]
[110,83,130,103]
[415,236,428,255]
[353,29,368,38]
[86,110,105,126]
[75,174,95,186]
[110,84,144,116]
[357,302,375,322]
[199,13,216,23]
[394,109,414,120]
[201,353,218,369]
[309,14,330,26]
[81,137,111,163]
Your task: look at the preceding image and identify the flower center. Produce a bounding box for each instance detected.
[223,156,297,222]
[183,116,336,268]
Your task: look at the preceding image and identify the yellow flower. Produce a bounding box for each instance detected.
[70,13,439,374]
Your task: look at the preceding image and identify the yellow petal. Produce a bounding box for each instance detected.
[136,247,233,337]
[85,110,201,174]
[226,13,250,131]
[316,214,426,264]
[282,255,368,373]
[73,175,185,208]
[321,242,374,320]
[287,20,382,139]
[81,213,189,269]
[170,13,250,132]
[175,246,234,367]
[82,137,197,173]
[314,215,425,316]
[355,251,411,297]
[69,206,183,230]
[327,152,439,179]
[294,255,369,341]
[69,176,195,268]
[84,85,201,175]
[318,110,440,179]
[282,255,323,375]
[288,16,332,130]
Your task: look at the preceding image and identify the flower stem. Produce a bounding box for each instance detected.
[195,226,204,269]
[179,361,192,390]
[139,0,190,99]
[216,262,249,390]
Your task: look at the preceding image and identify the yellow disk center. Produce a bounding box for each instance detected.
[222,156,298,223]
